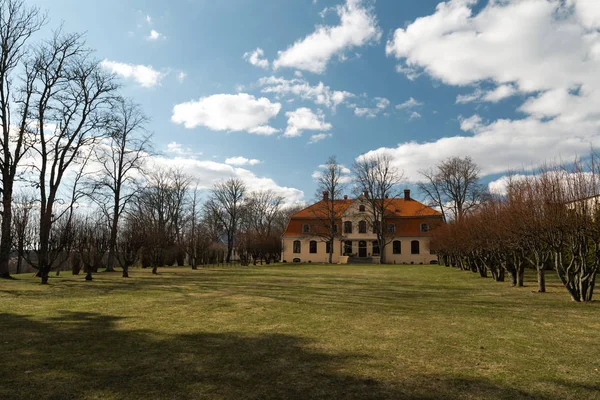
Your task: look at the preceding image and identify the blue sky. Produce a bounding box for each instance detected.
[29,0,600,203]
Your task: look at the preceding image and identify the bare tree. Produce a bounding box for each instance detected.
[28,31,118,283]
[88,98,150,273]
[0,0,45,278]
[418,156,487,223]
[133,168,190,274]
[310,156,348,263]
[239,190,284,264]
[205,178,246,263]
[353,154,405,264]
[11,191,35,274]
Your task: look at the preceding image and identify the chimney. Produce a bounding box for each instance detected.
[343,195,348,200]
[323,190,329,201]
[385,194,389,199]
[363,190,369,198]
[404,189,411,201]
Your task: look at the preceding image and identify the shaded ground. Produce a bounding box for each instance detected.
[1,264,599,399]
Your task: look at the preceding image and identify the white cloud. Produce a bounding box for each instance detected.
[361,0,600,181]
[171,93,281,134]
[150,155,304,205]
[456,86,516,104]
[177,72,187,83]
[396,97,423,109]
[483,85,517,102]
[100,59,163,88]
[409,111,422,120]
[308,133,332,144]
[353,96,390,118]
[225,156,262,166]
[258,76,354,110]
[273,0,381,73]
[284,108,332,138]
[166,141,201,157]
[145,15,152,24]
[147,29,162,40]
[243,48,269,69]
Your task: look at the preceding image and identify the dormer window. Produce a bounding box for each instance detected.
[302,224,310,233]
[420,223,430,233]
[359,205,366,212]
[387,223,396,234]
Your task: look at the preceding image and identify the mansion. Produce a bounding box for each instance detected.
[281,189,443,264]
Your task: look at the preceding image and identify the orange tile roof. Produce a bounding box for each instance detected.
[283,198,443,237]
[290,198,441,219]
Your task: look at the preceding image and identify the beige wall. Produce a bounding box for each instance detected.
[281,236,436,265]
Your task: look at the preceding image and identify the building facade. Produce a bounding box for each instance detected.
[281,189,443,264]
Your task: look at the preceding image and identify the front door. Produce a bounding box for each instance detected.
[358,241,367,258]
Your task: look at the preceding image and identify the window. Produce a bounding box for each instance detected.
[359,205,366,212]
[411,240,420,255]
[358,220,367,234]
[372,241,380,256]
[387,223,396,234]
[393,240,401,254]
[344,240,353,255]
[344,221,353,234]
[293,240,301,253]
[333,224,338,234]
[309,240,317,254]
[372,221,379,234]
[302,224,310,233]
[420,223,430,233]
[326,241,332,254]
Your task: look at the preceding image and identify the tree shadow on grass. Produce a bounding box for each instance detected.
[0,312,560,400]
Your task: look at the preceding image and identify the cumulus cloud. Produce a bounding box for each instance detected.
[362,0,600,181]
[284,108,332,138]
[225,156,262,166]
[147,30,162,40]
[100,59,163,88]
[149,155,304,204]
[396,97,423,109]
[258,76,354,110]
[171,93,281,134]
[353,96,390,118]
[308,133,332,144]
[177,72,187,83]
[273,0,381,73]
[243,48,269,69]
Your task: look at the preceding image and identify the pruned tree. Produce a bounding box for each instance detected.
[87,98,150,273]
[205,177,246,263]
[352,154,405,264]
[418,156,487,223]
[0,0,45,278]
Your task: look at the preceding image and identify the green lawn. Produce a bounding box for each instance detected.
[1,264,599,400]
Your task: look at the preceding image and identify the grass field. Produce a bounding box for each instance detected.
[1,264,599,400]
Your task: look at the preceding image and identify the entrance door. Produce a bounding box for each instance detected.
[358,241,367,258]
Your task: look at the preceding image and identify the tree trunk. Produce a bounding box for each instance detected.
[537,267,546,293]
[0,182,13,279]
[516,264,525,287]
[105,219,118,272]
[152,266,158,274]
[497,268,505,282]
[122,265,129,278]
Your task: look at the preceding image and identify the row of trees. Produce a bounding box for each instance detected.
[431,156,600,302]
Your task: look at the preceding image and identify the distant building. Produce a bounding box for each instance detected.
[281,189,443,264]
